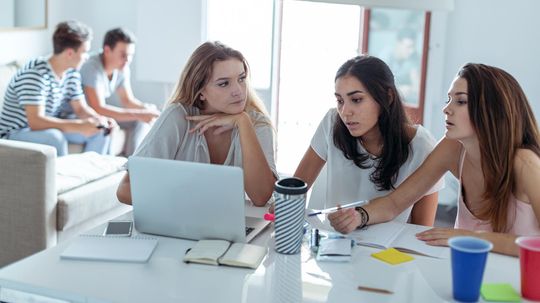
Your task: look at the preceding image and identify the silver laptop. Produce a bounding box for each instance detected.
[129,156,270,243]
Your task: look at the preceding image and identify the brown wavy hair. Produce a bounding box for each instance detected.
[458,63,540,232]
[168,41,270,124]
[333,55,412,191]
[52,20,92,54]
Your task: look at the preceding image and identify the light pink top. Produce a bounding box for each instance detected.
[454,148,540,235]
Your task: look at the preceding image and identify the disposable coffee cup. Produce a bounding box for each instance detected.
[516,236,540,300]
[448,236,493,302]
[274,177,308,254]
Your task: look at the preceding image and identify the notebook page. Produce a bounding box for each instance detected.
[349,221,407,249]
[219,243,267,269]
[60,235,158,263]
[390,224,449,258]
[183,240,231,265]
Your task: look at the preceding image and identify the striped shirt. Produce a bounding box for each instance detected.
[0,57,84,138]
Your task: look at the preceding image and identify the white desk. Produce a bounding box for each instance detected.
[0,205,525,303]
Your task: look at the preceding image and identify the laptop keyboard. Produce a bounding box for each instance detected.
[245,227,255,236]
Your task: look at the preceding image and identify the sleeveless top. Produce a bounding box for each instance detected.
[454,148,540,235]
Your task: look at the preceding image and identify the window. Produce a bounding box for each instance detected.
[205,0,432,175]
[364,8,431,123]
[276,1,362,174]
[275,2,431,174]
[206,0,274,90]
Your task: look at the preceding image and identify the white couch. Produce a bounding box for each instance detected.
[0,61,131,267]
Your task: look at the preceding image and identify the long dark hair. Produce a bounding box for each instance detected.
[458,63,540,232]
[333,55,411,191]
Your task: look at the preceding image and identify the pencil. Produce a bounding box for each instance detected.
[357,285,393,294]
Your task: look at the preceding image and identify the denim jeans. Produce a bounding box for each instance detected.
[7,128,111,157]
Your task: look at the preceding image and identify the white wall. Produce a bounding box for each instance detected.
[422,0,540,205]
[425,0,540,140]
[0,30,49,64]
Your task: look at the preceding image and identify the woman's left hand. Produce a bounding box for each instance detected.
[416,227,475,246]
[186,113,247,135]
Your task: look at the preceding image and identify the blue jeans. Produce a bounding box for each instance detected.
[7,128,111,157]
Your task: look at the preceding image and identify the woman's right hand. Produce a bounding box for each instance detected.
[327,207,362,234]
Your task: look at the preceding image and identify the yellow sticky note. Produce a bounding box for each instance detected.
[371,248,414,265]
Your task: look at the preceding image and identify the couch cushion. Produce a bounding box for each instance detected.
[57,172,127,231]
[56,152,127,194]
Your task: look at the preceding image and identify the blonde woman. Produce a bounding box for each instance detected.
[117,41,277,206]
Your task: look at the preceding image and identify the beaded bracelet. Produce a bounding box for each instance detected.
[355,206,369,229]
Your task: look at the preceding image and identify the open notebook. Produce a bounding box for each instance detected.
[60,234,158,263]
[183,239,267,269]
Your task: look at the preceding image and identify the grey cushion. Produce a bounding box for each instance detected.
[56,152,126,194]
[57,171,126,231]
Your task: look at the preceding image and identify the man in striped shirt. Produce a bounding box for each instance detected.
[0,20,116,156]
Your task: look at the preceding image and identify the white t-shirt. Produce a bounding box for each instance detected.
[132,103,278,178]
[309,108,444,223]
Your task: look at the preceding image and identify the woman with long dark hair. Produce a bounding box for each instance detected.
[295,55,443,225]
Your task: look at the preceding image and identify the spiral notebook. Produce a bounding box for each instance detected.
[60,234,158,263]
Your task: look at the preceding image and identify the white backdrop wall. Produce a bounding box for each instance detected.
[424,0,540,140]
[0,30,48,63]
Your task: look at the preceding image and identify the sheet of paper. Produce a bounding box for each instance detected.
[349,221,406,248]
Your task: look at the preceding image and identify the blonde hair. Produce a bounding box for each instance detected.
[168,41,270,124]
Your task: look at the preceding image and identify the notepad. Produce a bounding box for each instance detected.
[60,234,158,263]
[316,238,353,262]
[183,239,267,269]
[371,248,414,265]
[481,283,521,302]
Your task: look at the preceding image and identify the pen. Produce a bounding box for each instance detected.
[307,200,368,217]
[357,285,393,295]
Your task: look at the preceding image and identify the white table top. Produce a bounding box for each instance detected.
[0,205,525,303]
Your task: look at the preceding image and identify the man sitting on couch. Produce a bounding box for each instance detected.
[81,28,160,156]
[0,20,116,156]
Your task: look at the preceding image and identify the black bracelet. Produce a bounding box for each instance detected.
[355,206,369,229]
